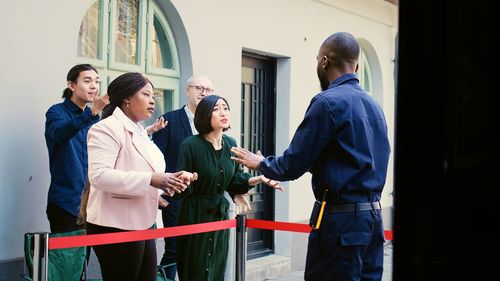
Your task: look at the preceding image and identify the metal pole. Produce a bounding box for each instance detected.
[235,214,247,281]
[32,232,49,281]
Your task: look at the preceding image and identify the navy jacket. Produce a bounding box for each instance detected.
[152,106,192,174]
[45,98,100,216]
[259,74,391,204]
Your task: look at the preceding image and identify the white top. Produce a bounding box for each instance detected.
[184,105,198,135]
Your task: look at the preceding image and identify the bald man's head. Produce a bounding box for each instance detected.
[186,74,214,112]
[321,32,360,70]
[316,32,360,91]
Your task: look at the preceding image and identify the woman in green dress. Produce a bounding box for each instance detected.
[175,95,282,281]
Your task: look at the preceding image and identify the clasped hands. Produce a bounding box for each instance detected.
[151,170,198,196]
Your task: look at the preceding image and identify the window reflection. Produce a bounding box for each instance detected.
[77,0,180,119]
[115,0,139,65]
[359,49,373,95]
[143,89,173,128]
[363,66,371,92]
[78,1,100,59]
[152,16,174,69]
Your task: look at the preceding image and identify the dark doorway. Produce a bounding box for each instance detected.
[240,52,277,259]
[395,1,499,280]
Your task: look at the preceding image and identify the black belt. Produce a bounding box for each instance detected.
[326,202,381,213]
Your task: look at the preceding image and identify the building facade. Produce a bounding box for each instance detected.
[0,0,397,279]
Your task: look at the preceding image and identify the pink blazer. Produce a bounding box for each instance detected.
[86,107,166,230]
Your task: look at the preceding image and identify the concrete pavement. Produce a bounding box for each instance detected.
[86,242,394,281]
[264,243,393,281]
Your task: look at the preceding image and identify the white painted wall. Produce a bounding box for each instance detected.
[0,0,105,261]
[169,0,397,263]
[0,0,397,264]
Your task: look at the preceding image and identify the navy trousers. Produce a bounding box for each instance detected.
[305,209,385,281]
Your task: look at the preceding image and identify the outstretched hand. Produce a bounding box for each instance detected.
[145,116,167,135]
[260,175,285,191]
[231,147,265,171]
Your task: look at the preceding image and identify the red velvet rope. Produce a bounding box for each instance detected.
[49,219,236,250]
[246,219,312,233]
[48,218,393,250]
[246,219,393,240]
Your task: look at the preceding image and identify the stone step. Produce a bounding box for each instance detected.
[246,255,291,281]
[264,270,304,281]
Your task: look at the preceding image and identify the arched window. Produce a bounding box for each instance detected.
[77,0,180,127]
[357,38,384,105]
[358,48,373,96]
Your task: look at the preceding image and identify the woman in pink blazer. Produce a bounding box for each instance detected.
[85,72,197,281]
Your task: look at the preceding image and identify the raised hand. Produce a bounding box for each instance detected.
[145,116,168,135]
[91,94,110,116]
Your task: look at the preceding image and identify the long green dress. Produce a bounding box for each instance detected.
[176,134,252,281]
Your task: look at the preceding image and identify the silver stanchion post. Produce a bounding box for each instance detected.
[32,232,49,281]
[235,214,247,281]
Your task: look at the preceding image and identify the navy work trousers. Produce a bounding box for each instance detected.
[305,209,385,281]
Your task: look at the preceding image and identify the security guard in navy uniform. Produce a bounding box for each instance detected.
[231,31,391,281]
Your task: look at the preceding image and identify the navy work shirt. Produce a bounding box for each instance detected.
[45,98,100,216]
[259,73,390,204]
